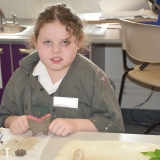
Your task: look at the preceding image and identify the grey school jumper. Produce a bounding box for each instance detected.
[0,51,124,132]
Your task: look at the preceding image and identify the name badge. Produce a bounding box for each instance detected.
[53,97,78,108]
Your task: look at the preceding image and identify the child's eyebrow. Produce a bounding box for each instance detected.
[62,38,69,40]
[61,36,72,41]
[39,35,72,40]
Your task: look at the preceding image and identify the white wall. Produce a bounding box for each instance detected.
[0,0,102,19]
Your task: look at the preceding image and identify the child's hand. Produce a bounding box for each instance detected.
[10,115,29,135]
[49,118,77,136]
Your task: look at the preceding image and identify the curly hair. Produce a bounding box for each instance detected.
[29,3,87,50]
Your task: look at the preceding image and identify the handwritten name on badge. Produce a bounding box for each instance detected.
[53,97,78,108]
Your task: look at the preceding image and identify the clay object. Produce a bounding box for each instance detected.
[27,114,51,136]
[73,149,84,160]
[15,149,26,156]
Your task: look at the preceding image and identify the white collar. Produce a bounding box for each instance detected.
[32,60,46,76]
[32,60,63,94]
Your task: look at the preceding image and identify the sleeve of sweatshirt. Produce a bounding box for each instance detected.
[0,70,21,127]
[88,68,125,133]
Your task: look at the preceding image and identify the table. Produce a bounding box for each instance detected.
[88,28,121,44]
[0,128,160,160]
[78,12,157,24]
[41,131,160,160]
[0,26,121,44]
[0,128,52,160]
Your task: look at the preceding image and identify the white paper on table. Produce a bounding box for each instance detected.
[100,9,158,20]
[98,0,151,13]
[0,57,3,89]
[84,23,108,35]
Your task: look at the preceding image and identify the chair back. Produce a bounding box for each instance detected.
[120,19,160,63]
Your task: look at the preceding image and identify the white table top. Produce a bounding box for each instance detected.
[41,131,160,160]
[0,128,160,160]
[0,128,52,160]
[0,27,122,44]
[88,28,121,44]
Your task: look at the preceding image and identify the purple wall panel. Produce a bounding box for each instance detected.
[0,44,12,103]
[12,44,28,71]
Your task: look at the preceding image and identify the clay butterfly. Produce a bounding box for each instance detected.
[27,114,51,136]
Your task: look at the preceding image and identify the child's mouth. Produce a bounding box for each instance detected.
[51,57,63,64]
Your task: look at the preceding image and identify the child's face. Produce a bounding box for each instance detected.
[34,21,80,73]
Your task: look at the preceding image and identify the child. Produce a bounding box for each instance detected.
[0,3,124,136]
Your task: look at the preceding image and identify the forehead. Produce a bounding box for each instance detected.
[39,21,72,36]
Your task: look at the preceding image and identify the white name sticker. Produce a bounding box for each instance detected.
[53,97,78,108]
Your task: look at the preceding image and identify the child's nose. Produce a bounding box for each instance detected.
[51,45,61,53]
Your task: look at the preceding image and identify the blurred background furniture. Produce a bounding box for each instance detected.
[119,19,160,134]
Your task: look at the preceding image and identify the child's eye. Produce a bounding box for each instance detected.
[62,40,69,46]
[44,41,52,45]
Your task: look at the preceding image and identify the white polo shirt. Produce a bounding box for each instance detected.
[32,60,63,95]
